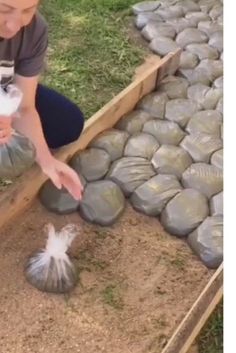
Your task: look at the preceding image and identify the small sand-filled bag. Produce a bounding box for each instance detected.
[25,223,79,294]
[0,84,36,178]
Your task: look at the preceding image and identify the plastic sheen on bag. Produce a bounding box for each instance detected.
[24,223,79,294]
[0,84,36,178]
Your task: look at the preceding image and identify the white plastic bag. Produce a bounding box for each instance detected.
[0,84,36,178]
[24,223,79,294]
[0,84,22,115]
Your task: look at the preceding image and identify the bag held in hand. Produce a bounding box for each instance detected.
[0,84,36,178]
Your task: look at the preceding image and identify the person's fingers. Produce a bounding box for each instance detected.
[51,175,62,190]
[43,168,62,190]
[0,135,11,145]
[63,165,83,190]
[0,127,12,144]
[0,122,8,130]
[0,117,12,129]
[0,119,10,125]
[61,174,82,200]
[58,163,83,185]
[58,167,83,200]
[0,129,11,138]
[42,160,83,200]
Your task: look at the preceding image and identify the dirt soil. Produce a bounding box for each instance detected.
[126,19,150,52]
[0,202,213,353]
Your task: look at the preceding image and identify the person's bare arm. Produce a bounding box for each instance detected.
[13,75,83,200]
[14,75,52,165]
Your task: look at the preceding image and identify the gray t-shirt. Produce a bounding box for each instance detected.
[0,12,48,87]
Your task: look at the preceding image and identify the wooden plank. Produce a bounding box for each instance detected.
[132,54,161,81]
[157,49,182,83]
[161,264,223,353]
[0,49,181,230]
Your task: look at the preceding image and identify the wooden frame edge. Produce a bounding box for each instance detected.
[161,264,223,353]
[0,49,181,230]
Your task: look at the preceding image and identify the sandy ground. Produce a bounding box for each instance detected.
[0,202,213,353]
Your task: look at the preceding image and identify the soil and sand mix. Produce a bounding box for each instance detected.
[0,201,212,353]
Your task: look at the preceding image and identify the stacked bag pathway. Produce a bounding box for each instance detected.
[39,0,223,270]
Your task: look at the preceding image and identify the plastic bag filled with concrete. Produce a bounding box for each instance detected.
[188,216,223,269]
[0,84,35,178]
[161,188,209,237]
[182,163,223,198]
[25,224,79,294]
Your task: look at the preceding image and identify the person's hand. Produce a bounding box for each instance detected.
[40,157,83,200]
[0,115,13,144]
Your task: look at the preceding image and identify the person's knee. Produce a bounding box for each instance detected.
[36,84,85,147]
[68,107,85,143]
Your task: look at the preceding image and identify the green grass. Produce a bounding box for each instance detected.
[40,0,146,118]
[101,284,124,310]
[169,257,186,270]
[198,301,223,353]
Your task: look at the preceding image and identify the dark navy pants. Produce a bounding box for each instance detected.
[36,84,84,149]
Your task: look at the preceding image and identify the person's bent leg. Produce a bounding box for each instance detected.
[35,84,84,149]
